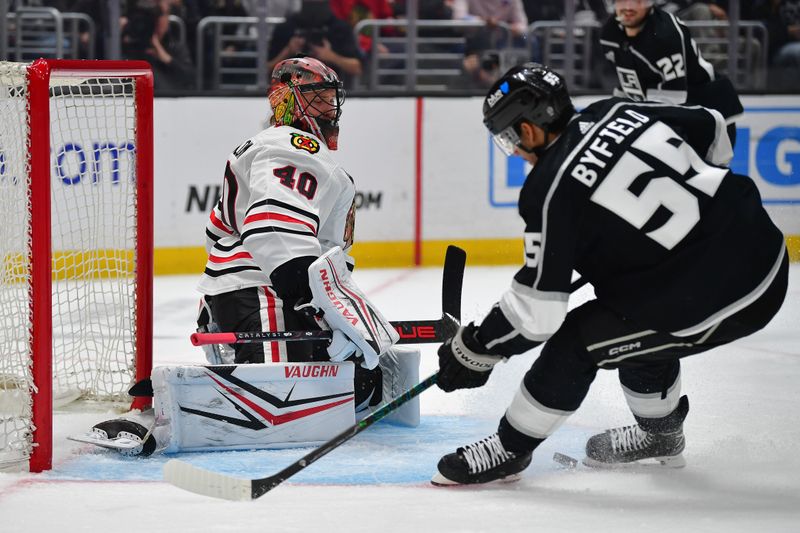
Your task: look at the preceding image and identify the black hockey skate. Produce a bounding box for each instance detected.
[584,395,689,468]
[89,418,157,457]
[431,433,532,486]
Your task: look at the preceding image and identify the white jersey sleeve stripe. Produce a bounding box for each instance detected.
[498,281,568,341]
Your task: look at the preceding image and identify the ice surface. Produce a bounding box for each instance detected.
[1,264,799,532]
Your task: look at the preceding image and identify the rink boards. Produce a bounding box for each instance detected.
[71,94,800,270]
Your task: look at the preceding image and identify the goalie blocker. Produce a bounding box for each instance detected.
[70,348,420,455]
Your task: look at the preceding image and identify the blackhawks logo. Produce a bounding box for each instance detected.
[343,200,356,248]
[290,133,320,154]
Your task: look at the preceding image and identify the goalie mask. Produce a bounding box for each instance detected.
[269,57,345,150]
[482,63,574,156]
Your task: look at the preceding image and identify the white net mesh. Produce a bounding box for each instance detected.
[0,62,144,470]
[0,62,34,470]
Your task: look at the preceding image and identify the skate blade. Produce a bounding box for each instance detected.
[67,432,143,451]
[582,453,686,469]
[430,472,523,487]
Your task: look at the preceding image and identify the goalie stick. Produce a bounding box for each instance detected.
[163,275,589,501]
[163,247,466,501]
[125,246,466,401]
[163,372,441,501]
[190,245,467,347]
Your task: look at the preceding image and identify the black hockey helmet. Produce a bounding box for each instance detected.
[482,63,574,155]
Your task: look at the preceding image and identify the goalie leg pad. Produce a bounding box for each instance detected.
[152,362,356,453]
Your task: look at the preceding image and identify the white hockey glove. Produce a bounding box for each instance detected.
[309,247,399,369]
[294,300,360,362]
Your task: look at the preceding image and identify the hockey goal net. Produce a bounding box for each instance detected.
[0,60,153,472]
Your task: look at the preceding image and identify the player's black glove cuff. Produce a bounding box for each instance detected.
[437,323,503,393]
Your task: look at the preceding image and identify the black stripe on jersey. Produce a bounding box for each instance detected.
[214,198,230,229]
[241,226,317,241]
[203,265,261,278]
[247,198,320,225]
[224,162,239,233]
[212,239,245,252]
[205,228,221,243]
[478,305,542,356]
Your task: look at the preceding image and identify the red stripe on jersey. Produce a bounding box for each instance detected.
[209,210,233,234]
[263,286,281,362]
[244,212,317,235]
[208,251,253,263]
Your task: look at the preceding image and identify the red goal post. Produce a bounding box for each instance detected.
[0,59,153,472]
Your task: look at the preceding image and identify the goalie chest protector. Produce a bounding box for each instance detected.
[152,362,355,453]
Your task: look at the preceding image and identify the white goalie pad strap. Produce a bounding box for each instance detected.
[152,363,355,453]
[309,246,399,369]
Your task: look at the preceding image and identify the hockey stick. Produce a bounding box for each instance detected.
[163,276,590,501]
[163,372,440,501]
[190,245,467,347]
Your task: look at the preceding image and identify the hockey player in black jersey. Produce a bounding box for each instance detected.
[600,0,742,145]
[431,63,788,486]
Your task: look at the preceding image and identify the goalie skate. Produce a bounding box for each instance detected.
[68,417,157,457]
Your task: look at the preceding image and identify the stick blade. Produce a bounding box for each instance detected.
[442,245,466,322]
[163,459,254,501]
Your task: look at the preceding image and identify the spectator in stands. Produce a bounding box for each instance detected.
[522,0,609,23]
[267,0,363,88]
[660,1,735,69]
[69,0,113,58]
[123,0,196,92]
[759,0,800,90]
[521,0,609,79]
[392,0,452,19]
[331,0,405,85]
[331,0,397,58]
[452,0,529,88]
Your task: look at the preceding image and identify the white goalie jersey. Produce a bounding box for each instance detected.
[197,125,356,296]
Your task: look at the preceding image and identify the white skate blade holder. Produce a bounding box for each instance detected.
[67,432,143,451]
[582,453,687,468]
[552,451,687,469]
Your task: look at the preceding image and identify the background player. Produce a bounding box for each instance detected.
[430,63,787,486]
[600,0,742,145]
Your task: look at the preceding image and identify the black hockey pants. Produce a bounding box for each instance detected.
[499,251,788,451]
